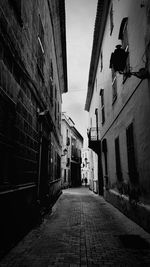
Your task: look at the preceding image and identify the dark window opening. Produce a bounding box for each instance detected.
[115,137,122,181]
[102,139,108,188]
[50,61,53,81]
[126,122,138,183]
[55,85,57,98]
[100,89,105,124]
[110,4,114,35]
[37,15,44,78]
[56,153,61,180]
[57,103,60,128]
[55,101,57,120]
[100,52,103,71]
[112,67,117,103]
[50,61,53,105]
[64,169,66,182]
[8,0,23,26]
[66,158,70,167]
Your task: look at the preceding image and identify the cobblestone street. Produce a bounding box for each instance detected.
[1,187,150,267]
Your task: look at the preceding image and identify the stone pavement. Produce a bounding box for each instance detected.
[1,187,150,267]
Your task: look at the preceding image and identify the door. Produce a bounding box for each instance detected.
[39,136,49,202]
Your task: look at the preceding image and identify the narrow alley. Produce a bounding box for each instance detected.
[1,187,150,267]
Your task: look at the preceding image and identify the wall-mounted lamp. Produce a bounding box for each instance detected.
[110,45,149,80]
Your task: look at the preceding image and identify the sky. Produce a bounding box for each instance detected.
[62,0,98,146]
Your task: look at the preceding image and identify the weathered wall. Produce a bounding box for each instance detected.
[0,0,66,255]
[86,0,150,231]
[95,0,150,203]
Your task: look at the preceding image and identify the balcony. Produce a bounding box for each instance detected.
[87,127,101,154]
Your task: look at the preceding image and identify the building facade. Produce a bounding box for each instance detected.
[81,148,98,193]
[0,0,67,254]
[61,113,83,188]
[70,126,83,187]
[81,148,91,186]
[61,112,72,188]
[85,0,150,232]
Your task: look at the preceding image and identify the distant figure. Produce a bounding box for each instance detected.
[84,177,87,187]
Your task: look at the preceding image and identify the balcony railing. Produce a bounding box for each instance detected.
[87,127,101,154]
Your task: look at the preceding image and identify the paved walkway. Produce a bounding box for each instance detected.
[1,187,150,266]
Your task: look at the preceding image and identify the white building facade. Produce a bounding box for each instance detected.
[61,113,83,188]
[81,148,98,193]
[85,0,150,232]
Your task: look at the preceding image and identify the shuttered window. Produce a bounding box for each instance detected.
[115,137,122,181]
[112,68,117,103]
[100,89,105,124]
[126,123,138,182]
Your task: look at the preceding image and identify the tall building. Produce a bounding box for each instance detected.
[81,148,98,193]
[61,113,83,188]
[61,112,72,188]
[0,0,67,254]
[85,0,150,232]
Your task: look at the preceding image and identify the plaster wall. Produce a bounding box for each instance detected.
[96,0,150,203]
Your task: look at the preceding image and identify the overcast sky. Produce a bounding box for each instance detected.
[62,0,98,146]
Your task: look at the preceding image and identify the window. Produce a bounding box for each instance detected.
[57,103,59,128]
[64,169,66,182]
[112,67,117,102]
[71,137,77,159]
[50,81,53,105]
[100,52,103,72]
[115,137,122,181]
[55,101,57,120]
[90,118,92,128]
[55,85,57,98]
[100,89,105,124]
[126,123,138,183]
[95,78,97,91]
[66,129,70,146]
[8,0,22,26]
[37,15,44,77]
[54,85,57,120]
[50,61,53,105]
[66,158,70,167]
[119,18,130,81]
[50,60,53,81]
[102,139,108,185]
[56,153,61,180]
[110,4,114,35]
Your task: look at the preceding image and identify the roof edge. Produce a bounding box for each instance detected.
[59,0,68,93]
[85,0,111,111]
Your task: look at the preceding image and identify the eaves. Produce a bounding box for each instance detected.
[85,0,111,111]
[59,0,68,93]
